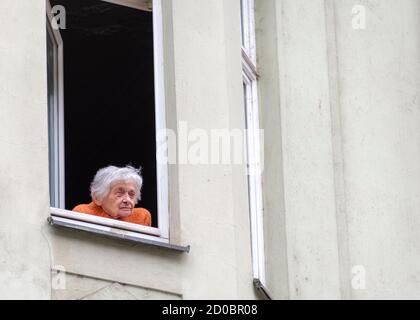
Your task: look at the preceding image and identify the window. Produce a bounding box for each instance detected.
[47,0,172,246]
[240,0,267,288]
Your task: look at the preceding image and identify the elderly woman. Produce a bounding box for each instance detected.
[73,165,151,226]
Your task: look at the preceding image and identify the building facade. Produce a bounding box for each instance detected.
[0,0,419,299]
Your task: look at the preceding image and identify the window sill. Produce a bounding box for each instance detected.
[48,213,190,253]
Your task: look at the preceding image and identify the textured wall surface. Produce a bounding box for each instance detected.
[52,272,181,300]
[334,0,420,299]
[271,0,342,299]
[171,0,257,299]
[1,0,419,300]
[0,0,51,299]
[257,0,420,299]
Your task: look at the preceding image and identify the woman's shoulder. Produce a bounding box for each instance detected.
[73,203,89,212]
[132,207,152,226]
[73,202,97,213]
[133,207,151,218]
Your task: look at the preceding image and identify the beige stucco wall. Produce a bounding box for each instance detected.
[257,0,342,299]
[0,0,51,299]
[1,0,420,300]
[166,0,258,300]
[334,0,420,299]
[258,0,420,299]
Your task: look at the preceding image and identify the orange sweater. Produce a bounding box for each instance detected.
[73,202,152,227]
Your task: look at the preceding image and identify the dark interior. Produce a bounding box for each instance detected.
[50,0,158,226]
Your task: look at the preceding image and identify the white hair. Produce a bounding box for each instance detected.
[90,165,143,203]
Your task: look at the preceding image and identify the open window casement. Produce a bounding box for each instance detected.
[46,0,65,210]
[46,0,181,250]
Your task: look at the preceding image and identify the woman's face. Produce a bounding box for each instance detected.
[94,181,137,218]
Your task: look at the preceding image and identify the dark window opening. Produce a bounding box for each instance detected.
[50,0,158,227]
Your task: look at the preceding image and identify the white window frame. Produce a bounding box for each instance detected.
[241,0,266,287]
[47,0,170,244]
[240,0,257,65]
[47,0,65,210]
